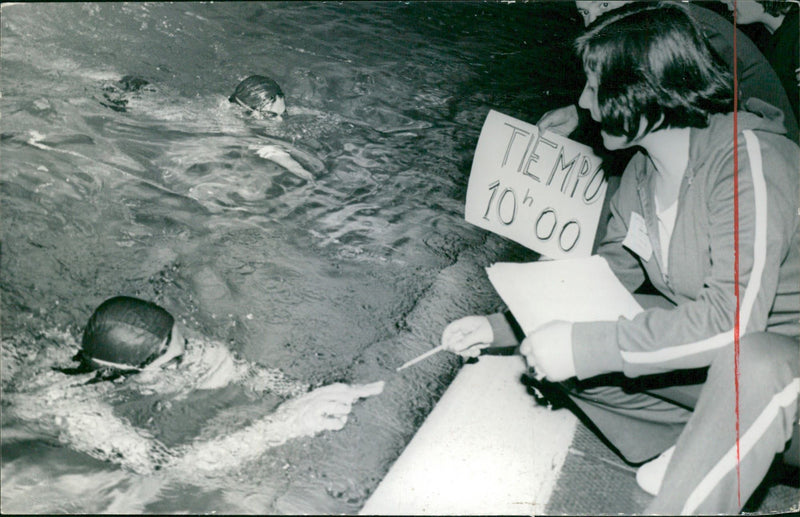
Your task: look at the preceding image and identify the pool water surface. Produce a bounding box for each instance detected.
[0,2,584,513]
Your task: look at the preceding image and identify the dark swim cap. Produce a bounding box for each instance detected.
[81,296,174,370]
[229,75,285,116]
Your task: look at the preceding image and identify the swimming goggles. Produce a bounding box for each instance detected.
[231,96,281,119]
[87,331,185,372]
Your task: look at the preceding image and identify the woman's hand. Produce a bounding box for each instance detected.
[441,315,493,358]
[536,104,580,136]
[519,320,576,382]
[280,381,384,436]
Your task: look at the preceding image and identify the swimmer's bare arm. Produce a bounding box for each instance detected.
[187,342,308,397]
[172,381,384,474]
[6,376,382,476]
[253,145,314,182]
[240,361,310,399]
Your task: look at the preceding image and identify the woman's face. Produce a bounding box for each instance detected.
[143,323,185,371]
[575,1,632,26]
[720,0,766,25]
[578,71,602,122]
[578,71,636,151]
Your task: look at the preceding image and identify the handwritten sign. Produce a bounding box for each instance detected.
[465,110,607,259]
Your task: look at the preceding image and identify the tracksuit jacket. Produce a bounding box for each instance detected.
[487,99,799,379]
[485,99,799,514]
[571,99,799,381]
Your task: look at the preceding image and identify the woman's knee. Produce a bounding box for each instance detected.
[739,332,797,372]
[708,332,798,392]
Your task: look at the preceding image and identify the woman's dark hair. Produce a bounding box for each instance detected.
[575,2,733,141]
[756,0,796,17]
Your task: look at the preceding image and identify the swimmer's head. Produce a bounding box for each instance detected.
[77,296,185,373]
[575,1,633,26]
[229,75,286,118]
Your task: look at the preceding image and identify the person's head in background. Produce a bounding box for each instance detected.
[575,2,733,150]
[229,75,286,118]
[70,296,185,380]
[720,0,797,32]
[574,1,633,26]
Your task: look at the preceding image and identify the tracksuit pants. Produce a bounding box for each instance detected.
[563,300,799,514]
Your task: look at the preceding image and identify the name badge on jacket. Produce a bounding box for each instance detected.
[622,211,653,261]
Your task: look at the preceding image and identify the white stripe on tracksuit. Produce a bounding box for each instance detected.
[675,131,798,513]
[681,378,800,514]
[620,130,767,366]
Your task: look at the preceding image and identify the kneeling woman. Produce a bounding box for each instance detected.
[442,2,799,514]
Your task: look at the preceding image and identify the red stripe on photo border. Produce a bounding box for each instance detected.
[732,0,742,508]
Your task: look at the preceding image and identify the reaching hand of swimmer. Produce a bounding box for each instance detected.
[253,145,314,182]
[536,104,580,137]
[171,381,384,475]
[519,320,575,382]
[441,315,493,358]
[279,381,385,436]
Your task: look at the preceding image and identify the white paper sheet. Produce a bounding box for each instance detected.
[486,255,642,334]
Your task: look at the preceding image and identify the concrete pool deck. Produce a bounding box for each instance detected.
[360,355,577,515]
[361,354,798,515]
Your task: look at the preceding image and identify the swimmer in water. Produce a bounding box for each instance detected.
[100,75,155,113]
[3,296,383,476]
[229,75,286,119]
[229,75,316,181]
[96,73,315,183]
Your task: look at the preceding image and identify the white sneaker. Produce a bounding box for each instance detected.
[636,445,676,496]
